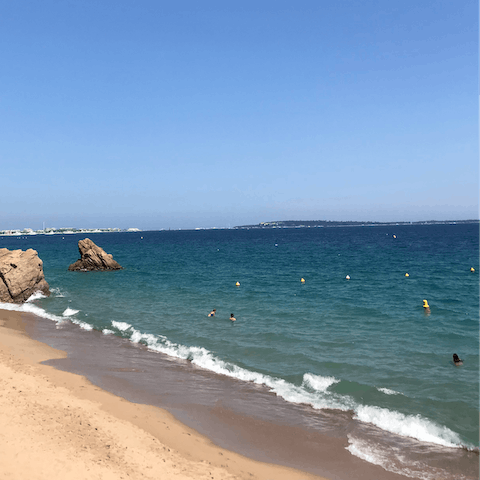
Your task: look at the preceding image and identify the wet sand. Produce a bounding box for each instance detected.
[0,308,324,480]
[4,308,471,480]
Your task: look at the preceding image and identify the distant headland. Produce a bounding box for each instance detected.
[233,219,479,229]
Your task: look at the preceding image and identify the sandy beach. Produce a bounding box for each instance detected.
[0,309,325,480]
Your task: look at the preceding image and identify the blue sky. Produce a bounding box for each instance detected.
[1,0,477,230]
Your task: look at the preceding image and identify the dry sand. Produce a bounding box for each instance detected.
[0,309,326,480]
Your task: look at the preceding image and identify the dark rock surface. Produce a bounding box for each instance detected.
[68,238,123,271]
[0,248,50,303]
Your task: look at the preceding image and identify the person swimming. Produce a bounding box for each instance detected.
[453,353,463,366]
[230,313,236,322]
[208,309,216,317]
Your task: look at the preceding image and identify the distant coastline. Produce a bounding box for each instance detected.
[1,219,478,236]
[233,219,480,229]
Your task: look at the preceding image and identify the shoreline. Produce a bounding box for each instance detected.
[14,305,415,480]
[3,305,476,480]
[0,308,324,480]
[1,224,478,480]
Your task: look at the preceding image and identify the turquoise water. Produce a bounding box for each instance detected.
[1,223,478,476]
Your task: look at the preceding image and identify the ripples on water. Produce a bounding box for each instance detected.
[1,223,478,479]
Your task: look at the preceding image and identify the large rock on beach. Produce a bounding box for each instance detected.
[68,238,122,271]
[0,248,50,303]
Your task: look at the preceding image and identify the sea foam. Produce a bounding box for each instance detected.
[303,372,340,392]
[112,321,132,332]
[26,291,47,302]
[105,321,471,451]
[354,405,463,448]
[111,322,356,411]
[0,300,64,323]
[76,321,93,331]
[346,435,472,480]
[0,295,469,455]
[1,297,89,329]
[50,287,66,298]
[377,387,402,395]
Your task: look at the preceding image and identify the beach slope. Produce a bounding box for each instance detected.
[0,309,324,480]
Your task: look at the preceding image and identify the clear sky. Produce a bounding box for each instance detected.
[1,0,478,230]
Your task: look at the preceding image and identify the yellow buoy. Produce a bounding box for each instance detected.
[405,273,409,277]
[393,234,397,239]
[470,267,475,272]
[236,281,240,287]
[300,278,305,283]
[423,299,429,308]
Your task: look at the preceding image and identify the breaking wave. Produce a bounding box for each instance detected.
[0,297,472,455]
[346,435,473,480]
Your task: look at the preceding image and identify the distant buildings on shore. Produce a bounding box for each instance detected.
[0,227,142,236]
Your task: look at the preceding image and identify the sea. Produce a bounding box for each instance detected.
[1,223,478,479]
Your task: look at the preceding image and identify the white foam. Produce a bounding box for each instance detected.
[102,329,115,335]
[0,301,64,323]
[346,436,387,468]
[346,435,471,480]
[303,372,340,392]
[0,302,23,312]
[123,326,467,450]
[55,320,69,328]
[26,291,47,302]
[112,321,132,331]
[0,299,92,331]
[378,387,402,395]
[1,298,468,454]
[76,321,93,331]
[50,287,66,298]
[354,405,462,448]
[119,328,354,412]
[58,313,93,331]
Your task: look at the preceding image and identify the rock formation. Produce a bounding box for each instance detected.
[68,238,122,271]
[0,248,50,303]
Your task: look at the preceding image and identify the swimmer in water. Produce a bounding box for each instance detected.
[230,313,236,322]
[208,309,216,317]
[453,353,463,366]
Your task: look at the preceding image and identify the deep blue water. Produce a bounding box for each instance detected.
[1,223,478,476]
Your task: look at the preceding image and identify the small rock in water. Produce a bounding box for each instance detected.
[68,238,123,271]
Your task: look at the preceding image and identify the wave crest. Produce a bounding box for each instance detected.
[354,405,463,448]
[303,373,340,392]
